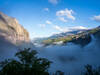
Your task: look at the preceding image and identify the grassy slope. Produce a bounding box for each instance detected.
[42,27,100,46]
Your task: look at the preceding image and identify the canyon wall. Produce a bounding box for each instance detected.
[0,12,30,45]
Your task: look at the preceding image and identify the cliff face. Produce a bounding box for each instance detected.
[0,12,30,44]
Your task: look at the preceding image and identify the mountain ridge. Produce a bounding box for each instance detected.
[0,12,30,45]
[34,26,100,47]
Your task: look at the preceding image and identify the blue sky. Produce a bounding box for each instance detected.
[0,0,100,39]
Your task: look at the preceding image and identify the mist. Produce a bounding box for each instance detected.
[36,35,100,75]
[0,34,100,75]
[0,36,18,61]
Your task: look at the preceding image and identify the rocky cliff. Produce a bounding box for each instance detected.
[0,12,30,45]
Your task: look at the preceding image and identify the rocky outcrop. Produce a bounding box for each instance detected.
[0,12,30,45]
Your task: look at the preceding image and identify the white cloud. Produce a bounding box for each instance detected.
[70,26,88,30]
[39,20,52,28]
[44,8,49,12]
[39,24,46,28]
[46,20,52,24]
[53,25,88,32]
[56,8,76,22]
[53,25,65,32]
[58,17,68,22]
[92,15,100,22]
[48,0,59,4]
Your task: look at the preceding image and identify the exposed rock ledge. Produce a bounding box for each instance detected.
[0,12,30,45]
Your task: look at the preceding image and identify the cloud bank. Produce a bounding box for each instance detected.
[37,35,100,75]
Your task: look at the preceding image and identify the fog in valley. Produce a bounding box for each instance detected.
[0,37,17,61]
[36,35,100,75]
[0,35,100,75]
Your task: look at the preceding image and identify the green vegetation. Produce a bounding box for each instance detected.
[42,27,100,46]
[88,28,100,34]
[0,48,65,75]
[0,48,51,75]
[43,36,74,45]
[43,39,54,45]
[83,64,100,75]
[42,34,87,45]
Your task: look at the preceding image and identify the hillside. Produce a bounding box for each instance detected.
[33,29,86,44]
[42,26,100,46]
[0,12,30,45]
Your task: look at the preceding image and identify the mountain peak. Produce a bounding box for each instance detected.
[0,12,5,15]
[0,12,9,18]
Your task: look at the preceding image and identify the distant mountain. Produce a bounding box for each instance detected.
[49,29,87,39]
[32,29,86,44]
[41,26,100,47]
[0,12,30,45]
